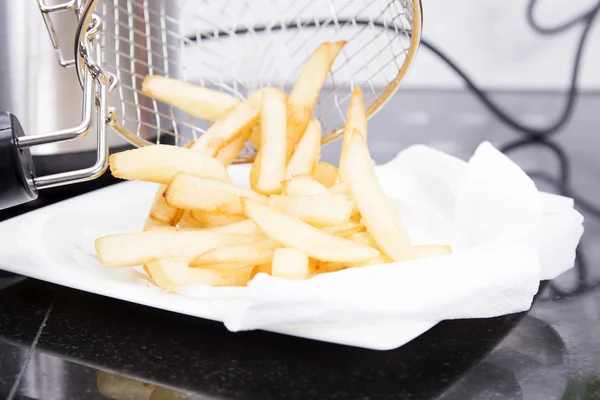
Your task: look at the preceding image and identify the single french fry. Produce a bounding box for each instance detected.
[190,238,278,270]
[165,174,267,215]
[250,152,261,191]
[322,221,366,237]
[191,90,263,157]
[340,130,415,261]
[283,175,327,196]
[109,145,231,184]
[268,193,352,227]
[95,230,261,268]
[347,231,378,248]
[177,211,204,229]
[142,142,196,229]
[243,198,380,262]
[285,118,321,179]
[190,210,247,228]
[287,41,347,154]
[146,258,253,289]
[142,75,240,121]
[314,255,386,274]
[216,133,249,167]
[414,245,452,259]
[312,161,338,187]
[143,185,185,229]
[206,219,260,235]
[339,87,367,181]
[255,89,287,195]
[192,87,287,157]
[249,124,261,150]
[328,182,348,195]
[272,248,310,280]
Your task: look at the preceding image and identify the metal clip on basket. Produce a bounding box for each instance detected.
[0,0,422,211]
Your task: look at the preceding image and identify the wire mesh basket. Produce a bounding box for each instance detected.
[0,0,421,211]
[98,0,422,158]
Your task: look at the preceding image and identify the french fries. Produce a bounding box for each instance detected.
[340,130,415,262]
[315,255,386,274]
[339,87,367,181]
[255,89,288,195]
[109,145,231,185]
[142,75,240,121]
[312,161,338,187]
[249,124,261,150]
[287,41,346,154]
[95,230,260,268]
[285,118,322,179]
[165,174,267,215]
[191,90,263,157]
[190,239,278,270]
[268,193,352,227]
[216,133,250,167]
[322,220,366,237]
[283,175,327,196]
[189,210,247,228]
[97,41,454,290]
[271,248,310,280]
[146,258,253,289]
[206,219,261,235]
[243,198,380,262]
[144,185,185,229]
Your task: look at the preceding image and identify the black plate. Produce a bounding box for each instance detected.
[0,276,544,400]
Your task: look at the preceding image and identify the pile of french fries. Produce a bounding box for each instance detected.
[95,41,451,290]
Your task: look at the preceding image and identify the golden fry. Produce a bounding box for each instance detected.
[285,118,321,179]
[146,258,253,289]
[190,239,278,270]
[286,41,346,154]
[109,145,231,184]
[312,161,338,187]
[339,87,367,181]
[143,185,185,230]
[315,255,385,274]
[243,198,380,262]
[191,90,263,157]
[95,230,260,268]
[255,89,287,195]
[268,193,352,227]
[271,248,310,280]
[165,174,267,215]
[340,131,415,262]
[322,220,366,237]
[283,175,327,196]
[190,210,247,228]
[142,75,239,121]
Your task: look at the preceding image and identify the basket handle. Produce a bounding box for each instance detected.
[37,0,86,68]
[0,112,38,211]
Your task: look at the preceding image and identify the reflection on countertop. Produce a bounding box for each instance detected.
[1,89,600,400]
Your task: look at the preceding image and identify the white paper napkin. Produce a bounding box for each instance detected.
[192,142,584,333]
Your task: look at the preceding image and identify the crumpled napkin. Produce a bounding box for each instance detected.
[206,142,583,333]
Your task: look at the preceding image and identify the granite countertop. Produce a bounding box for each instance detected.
[1,90,599,400]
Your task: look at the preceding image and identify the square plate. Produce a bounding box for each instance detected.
[0,179,436,351]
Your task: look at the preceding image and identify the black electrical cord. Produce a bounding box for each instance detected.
[420,0,600,139]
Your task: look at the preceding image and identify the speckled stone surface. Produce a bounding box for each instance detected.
[1,90,599,400]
